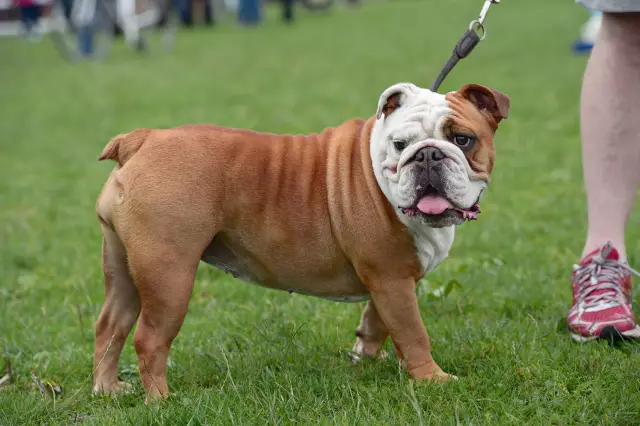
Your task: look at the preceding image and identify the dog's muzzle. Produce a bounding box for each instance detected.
[411,146,451,194]
[399,145,480,221]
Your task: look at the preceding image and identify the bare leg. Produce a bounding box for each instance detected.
[352,301,389,360]
[93,228,140,394]
[581,12,640,260]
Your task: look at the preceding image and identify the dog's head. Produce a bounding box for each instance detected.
[370,82,510,228]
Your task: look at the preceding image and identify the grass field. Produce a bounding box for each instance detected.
[2,0,640,424]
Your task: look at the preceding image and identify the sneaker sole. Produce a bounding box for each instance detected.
[570,325,640,343]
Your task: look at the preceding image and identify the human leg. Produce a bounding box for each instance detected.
[568,5,640,341]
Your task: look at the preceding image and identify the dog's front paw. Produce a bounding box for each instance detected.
[144,391,172,406]
[409,362,457,383]
[92,380,134,396]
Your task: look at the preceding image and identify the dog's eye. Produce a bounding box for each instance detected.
[393,140,408,151]
[452,134,476,150]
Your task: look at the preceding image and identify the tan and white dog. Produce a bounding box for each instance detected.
[93,82,509,401]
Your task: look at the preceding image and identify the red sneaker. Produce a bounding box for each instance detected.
[568,241,640,342]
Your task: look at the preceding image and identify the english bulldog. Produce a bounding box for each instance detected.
[93,82,509,402]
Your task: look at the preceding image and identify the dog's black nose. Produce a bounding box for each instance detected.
[414,147,444,164]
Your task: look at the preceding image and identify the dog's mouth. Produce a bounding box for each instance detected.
[399,185,480,222]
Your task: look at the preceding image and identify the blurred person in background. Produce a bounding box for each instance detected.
[115,0,146,50]
[15,0,42,40]
[567,1,640,342]
[71,0,145,56]
[281,0,293,22]
[175,0,214,28]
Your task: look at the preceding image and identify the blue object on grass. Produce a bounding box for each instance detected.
[572,40,594,54]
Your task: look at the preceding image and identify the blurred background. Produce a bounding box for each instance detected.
[6,0,640,423]
[0,0,604,281]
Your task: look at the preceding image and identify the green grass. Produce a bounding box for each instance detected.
[2,0,640,424]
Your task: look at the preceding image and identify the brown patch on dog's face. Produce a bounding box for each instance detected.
[444,84,510,181]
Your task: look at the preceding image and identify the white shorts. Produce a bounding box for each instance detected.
[577,0,640,12]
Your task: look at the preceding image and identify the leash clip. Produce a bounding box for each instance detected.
[479,0,500,25]
[469,0,499,41]
[430,0,501,92]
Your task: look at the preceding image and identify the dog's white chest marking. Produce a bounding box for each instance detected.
[407,224,455,275]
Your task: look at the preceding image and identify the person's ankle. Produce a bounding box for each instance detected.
[582,238,627,262]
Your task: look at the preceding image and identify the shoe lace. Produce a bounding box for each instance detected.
[573,244,640,309]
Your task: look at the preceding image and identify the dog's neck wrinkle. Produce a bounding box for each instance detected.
[318,116,421,280]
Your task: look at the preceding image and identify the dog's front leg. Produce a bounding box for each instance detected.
[366,276,451,381]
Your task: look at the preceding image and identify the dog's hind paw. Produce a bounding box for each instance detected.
[350,338,389,364]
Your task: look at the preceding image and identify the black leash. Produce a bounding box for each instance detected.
[431,0,501,93]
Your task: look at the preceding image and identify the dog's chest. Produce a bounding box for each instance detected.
[408,225,455,275]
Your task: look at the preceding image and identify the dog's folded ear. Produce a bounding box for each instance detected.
[457,84,510,124]
[376,83,418,120]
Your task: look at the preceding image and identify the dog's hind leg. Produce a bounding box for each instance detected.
[93,226,141,395]
[127,244,201,403]
[352,301,390,361]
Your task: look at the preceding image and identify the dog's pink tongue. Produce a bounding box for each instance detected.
[416,195,452,215]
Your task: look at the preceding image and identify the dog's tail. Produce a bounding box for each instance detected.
[98,129,151,167]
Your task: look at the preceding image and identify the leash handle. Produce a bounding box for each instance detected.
[430,0,500,92]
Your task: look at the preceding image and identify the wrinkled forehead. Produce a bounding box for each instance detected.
[385,88,497,141]
[384,89,452,136]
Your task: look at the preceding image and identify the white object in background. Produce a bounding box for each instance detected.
[223,0,238,13]
[72,0,97,26]
[117,0,142,45]
[581,11,602,44]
